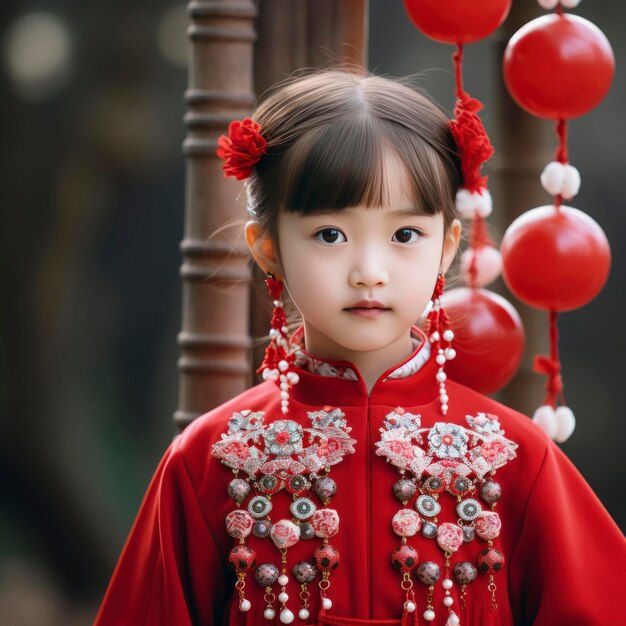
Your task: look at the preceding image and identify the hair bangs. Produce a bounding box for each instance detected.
[281,116,387,215]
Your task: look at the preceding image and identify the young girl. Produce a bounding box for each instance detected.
[95,70,625,626]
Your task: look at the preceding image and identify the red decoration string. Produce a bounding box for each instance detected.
[533,310,565,407]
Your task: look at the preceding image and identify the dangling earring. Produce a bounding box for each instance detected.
[425,273,455,416]
[258,273,299,414]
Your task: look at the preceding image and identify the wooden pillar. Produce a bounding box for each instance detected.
[176,0,258,431]
[491,2,553,413]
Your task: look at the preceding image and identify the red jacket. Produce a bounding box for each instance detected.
[95,329,625,626]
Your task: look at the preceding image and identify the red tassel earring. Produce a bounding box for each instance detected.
[425,273,455,416]
[258,273,299,414]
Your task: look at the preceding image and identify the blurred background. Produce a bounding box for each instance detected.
[0,1,623,624]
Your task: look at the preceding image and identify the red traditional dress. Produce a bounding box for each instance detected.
[95,327,626,626]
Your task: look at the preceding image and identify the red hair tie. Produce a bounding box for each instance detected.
[216,117,267,180]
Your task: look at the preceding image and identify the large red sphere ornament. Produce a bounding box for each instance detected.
[403,0,512,44]
[503,14,614,120]
[439,288,524,394]
[501,206,611,312]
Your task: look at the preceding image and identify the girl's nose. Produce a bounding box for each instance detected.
[348,253,389,288]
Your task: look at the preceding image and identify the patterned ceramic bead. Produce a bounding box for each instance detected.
[422,476,445,495]
[229,545,257,573]
[477,547,505,573]
[391,545,419,573]
[415,495,441,518]
[270,519,301,549]
[253,518,272,538]
[416,561,441,585]
[436,523,464,553]
[480,480,502,504]
[299,522,315,540]
[456,498,482,522]
[454,561,477,585]
[311,508,340,538]
[286,474,309,495]
[258,474,281,494]
[448,475,472,496]
[255,563,280,587]
[228,478,251,503]
[248,495,273,519]
[422,521,438,539]
[290,497,317,521]
[475,511,502,540]
[312,544,340,572]
[225,510,254,539]
[462,526,475,542]
[392,509,422,537]
[393,478,417,503]
[314,477,337,502]
[292,561,318,584]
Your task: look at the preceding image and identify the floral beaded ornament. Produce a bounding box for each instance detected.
[213,408,356,622]
[376,409,518,625]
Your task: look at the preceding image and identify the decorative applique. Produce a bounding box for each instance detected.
[375,408,518,625]
[212,408,356,622]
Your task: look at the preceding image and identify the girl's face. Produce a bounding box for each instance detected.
[247,152,461,365]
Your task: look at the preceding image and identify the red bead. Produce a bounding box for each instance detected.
[477,547,505,574]
[312,544,340,572]
[391,545,419,573]
[229,545,257,573]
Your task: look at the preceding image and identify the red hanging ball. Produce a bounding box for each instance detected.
[403,0,512,44]
[228,545,257,573]
[439,288,524,394]
[501,205,611,312]
[503,13,614,119]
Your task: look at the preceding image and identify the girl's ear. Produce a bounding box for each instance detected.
[440,218,462,275]
[244,221,283,279]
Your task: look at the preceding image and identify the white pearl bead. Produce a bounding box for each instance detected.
[273,300,282,307]
[443,329,454,341]
[240,599,251,611]
[424,609,436,621]
[269,328,278,338]
[436,354,446,365]
[264,607,276,620]
[281,407,289,414]
[436,371,447,382]
[322,597,333,610]
[280,382,289,391]
[441,404,448,413]
[440,394,449,404]
[443,596,454,607]
[278,360,289,372]
[280,608,295,624]
[445,348,456,360]
[278,592,289,603]
[442,578,453,590]
[278,574,289,586]
[430,331,440,343]
[280,391,289,400]
[298,608,310,620]
[404,601,416,613]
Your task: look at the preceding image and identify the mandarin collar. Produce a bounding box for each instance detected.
[286,325,439,408]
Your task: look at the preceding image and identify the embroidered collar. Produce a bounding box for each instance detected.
[291,326,432,382]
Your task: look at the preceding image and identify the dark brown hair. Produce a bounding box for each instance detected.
[246,69,462,238]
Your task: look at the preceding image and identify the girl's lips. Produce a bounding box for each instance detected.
[344,307,391,318]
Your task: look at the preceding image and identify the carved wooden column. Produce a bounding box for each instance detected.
[176,0,257,431]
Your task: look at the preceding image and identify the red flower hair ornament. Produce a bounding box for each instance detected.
[216,117,267,180]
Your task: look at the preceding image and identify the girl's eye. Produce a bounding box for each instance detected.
[314,228,346,245]
[392,228,422,244]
